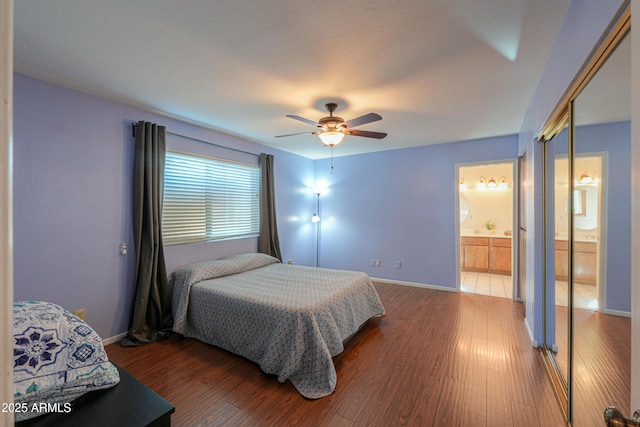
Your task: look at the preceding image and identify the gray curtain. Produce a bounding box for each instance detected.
[258,153,282,261]
[121,121,173,346]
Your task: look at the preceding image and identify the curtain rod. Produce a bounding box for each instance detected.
[132,122,260,157]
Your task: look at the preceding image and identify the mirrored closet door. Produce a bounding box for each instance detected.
[539,8,631,425]
[570,30,631,426]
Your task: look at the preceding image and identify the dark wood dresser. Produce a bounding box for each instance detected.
[16,365,174,427]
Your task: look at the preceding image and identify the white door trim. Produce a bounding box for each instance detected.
[1,1,14,425]
[455,159,517,299]
[630,7,639,411]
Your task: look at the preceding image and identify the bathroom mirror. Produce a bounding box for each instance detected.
[573,189,587,216]
[563,184,598,230]
[459,193,470,223]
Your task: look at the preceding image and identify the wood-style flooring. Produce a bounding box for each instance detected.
[554,305,631,426]
[105,283,565,426]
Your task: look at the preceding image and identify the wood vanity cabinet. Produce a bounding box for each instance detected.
[554,240,597,285]
[461,237,512,275]
[489,238,512,275]
[461,237,489,272]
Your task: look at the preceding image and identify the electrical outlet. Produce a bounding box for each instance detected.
[396,261,402,269]
[287,259,292,265]
[375,260,381,267]
[74,308,86,321]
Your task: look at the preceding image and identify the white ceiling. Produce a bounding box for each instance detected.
[14,0,571,159]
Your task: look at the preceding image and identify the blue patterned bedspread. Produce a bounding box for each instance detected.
[13,301,120,421]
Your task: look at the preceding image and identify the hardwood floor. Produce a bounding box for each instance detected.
[105,283,565,426]
[554,305,631,426]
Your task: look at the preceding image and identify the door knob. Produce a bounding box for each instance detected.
[604,406,640,426]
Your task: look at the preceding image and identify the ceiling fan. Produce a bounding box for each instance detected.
[275,103,387,147]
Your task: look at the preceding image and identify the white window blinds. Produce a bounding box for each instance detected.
[162,150,260,245]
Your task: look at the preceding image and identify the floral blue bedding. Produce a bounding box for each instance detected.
[13,301,120,421]
[171,253,385,399]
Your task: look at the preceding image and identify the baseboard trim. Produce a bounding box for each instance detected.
[102,332,127,346]
[524,318,539,348]
[371,277,457,293]
[601,308,631,318]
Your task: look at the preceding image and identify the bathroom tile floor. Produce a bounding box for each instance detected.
[555,280,599,310]
[461,271,598,310]
[460,271,512,299]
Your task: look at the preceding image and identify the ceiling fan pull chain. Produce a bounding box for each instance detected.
[331,145,334,174]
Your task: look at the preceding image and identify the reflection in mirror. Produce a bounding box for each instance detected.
[573,189,586,216]
[560,156,602,231]
[571,31,630,426]
[538,10,630,424]
[572,184,598,229]
[551,124,570,396]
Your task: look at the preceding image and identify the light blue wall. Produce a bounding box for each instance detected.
[519,0,627,343]
[13,73,314,339]
[313,135,519,287]
[578,122,632,313]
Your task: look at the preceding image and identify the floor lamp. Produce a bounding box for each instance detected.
[311,191,320,267]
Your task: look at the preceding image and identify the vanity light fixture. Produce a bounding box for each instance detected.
[576,170,600,186]
[459,179,467,191]
[574,171,600,185]
[497,176,508,191]
[478,176,487,190]
[478,176,508,191]
[578,171,592,184]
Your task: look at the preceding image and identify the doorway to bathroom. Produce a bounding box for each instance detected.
[457,161,515,299]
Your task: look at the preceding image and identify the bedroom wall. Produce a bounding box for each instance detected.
[313,134,519,289]
[518,0,626,344]
[12,73,315,339]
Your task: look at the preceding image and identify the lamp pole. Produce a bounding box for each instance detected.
[315,192,320,267]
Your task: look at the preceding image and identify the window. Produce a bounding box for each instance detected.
[162,150,260,245]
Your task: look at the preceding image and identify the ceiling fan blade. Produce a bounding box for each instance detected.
[346,129,387,139]
[344,113,382,128]
[286,114,320,127]
[275,131,320,138]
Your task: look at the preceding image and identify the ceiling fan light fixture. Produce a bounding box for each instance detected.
[318,131,345,146]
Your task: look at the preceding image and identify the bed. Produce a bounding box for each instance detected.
[13,301,120,422]
[170,252,385,399]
